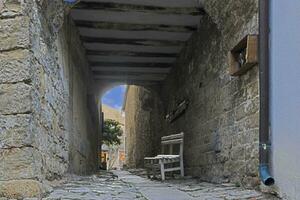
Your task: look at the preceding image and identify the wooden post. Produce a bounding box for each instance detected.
[160,160,165,181]
[180,142,184,177]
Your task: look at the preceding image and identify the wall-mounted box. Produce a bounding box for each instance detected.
[228,35,258,76]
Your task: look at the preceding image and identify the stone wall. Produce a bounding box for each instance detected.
[61,16,99,175]
[0,0,99,198]
[0,0,42,197]
[124,1,259,187]
[124,86,164,168]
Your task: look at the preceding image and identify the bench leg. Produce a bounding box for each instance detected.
[145,160,150,178]
[152,164,157,179]
[160,162,165,181]
[180,160,184,177]
[146,167,151,179]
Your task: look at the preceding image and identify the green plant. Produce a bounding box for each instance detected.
[102,119,123,146]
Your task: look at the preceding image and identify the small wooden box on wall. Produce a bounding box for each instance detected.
[228,35,258,76]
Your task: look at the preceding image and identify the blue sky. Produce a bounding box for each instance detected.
[102,85,127,110]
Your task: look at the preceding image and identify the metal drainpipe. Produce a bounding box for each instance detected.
[258,0,275,186]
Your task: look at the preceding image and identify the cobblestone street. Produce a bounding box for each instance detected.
[43,172,146,200]
[42,171,279,200]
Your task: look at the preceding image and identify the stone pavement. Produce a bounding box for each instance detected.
[40,170,279,200]
[43,172,146,200]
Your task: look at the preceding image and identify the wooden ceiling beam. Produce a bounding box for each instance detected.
[91,66,171,73]
[93,71,168,76]
[86,50,177,57]
[71,9,201,26]
[75,20,197,32]
[78,28,192,41]
[74,2,205,16]
[94,74,166,81]
[96,79,159,85]
[89,62,172,68]
[81,36,183,46]
[84,43,182,53]
[80,0,202,8]
[87,55,176,63]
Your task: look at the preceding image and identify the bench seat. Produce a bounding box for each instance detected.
[144,132,184,181]
[145,155,180,159]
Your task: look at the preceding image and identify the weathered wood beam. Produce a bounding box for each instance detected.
[94,74,166,81]
[84,43,182,53]
[80,0,201,8]
[87,55,176,63]
[96,79,159,85]
[75,20,197,32]
[89,62,172,68]
[81,36,183,46]
[93,71,168,76]
[74,2,205,16]
[86,50,177,57]
[78,28,192,41]
[91,66,171,73]
[71,10,201,26]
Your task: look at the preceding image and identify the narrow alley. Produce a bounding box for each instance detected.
[43,170,278,200]
[1,0,300,199]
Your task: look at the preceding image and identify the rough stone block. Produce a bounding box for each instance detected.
[244,96,259,115]
[0,180,42,199]
[230,146,246,161]
[0,49,31,83]
[0,1,3,12]
[0,147,42,180]
[0,0,23,18]
[33,127,68,162]
[235,103,249,121]
[242,129,259,145]
[0,16,29,51]
[244,113,259,130]
[245,158,259,177]
[0,83,32,114]
[43,155,68,180]
[245,141,259,159]
[0,114,33,148]
[246,76,259,95]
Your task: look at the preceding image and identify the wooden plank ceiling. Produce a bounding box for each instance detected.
[70,0,204,83]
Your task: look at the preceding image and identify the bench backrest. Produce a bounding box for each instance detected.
[161,132,184,158]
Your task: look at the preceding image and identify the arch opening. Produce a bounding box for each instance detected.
[99,84,165,170]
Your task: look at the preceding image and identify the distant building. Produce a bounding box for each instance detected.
[101,104,126,170]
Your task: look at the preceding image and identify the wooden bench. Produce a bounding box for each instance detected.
[144,132,184,181]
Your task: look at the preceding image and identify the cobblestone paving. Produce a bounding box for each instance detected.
[161,179,278,200]
[42,170,279,200]
[43,172,146,200]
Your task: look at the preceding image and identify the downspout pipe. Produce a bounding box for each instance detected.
[258,0,275,186]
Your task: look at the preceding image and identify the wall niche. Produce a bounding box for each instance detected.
[228,35,258,76]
